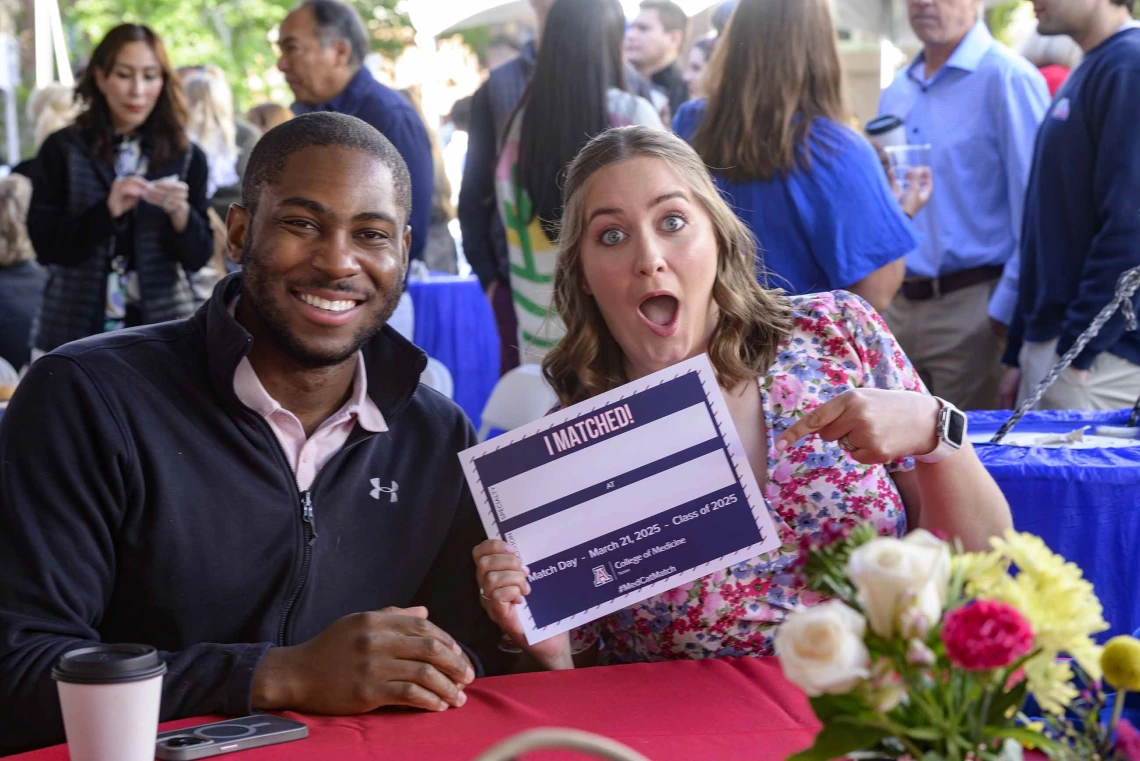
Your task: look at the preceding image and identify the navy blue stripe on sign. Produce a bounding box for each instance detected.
[473,371,706,487]
[497,436,723,535]
[524,482,763,628]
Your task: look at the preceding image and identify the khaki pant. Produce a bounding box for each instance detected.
[1017,338,1140,410]
[884,279,1004,411]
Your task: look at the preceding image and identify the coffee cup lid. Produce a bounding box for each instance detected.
[52,644,167,685]
[865,114,904,136]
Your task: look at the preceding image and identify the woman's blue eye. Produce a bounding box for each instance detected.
[662,215,686,232]
[601,229,626,246]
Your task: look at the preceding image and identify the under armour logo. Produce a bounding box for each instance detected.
[370,478,398,503]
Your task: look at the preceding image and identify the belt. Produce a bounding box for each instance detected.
[901,265,1004,301]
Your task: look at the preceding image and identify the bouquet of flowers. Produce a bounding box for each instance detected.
[774,521,1140,761]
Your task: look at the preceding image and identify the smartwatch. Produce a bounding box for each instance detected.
[914,396,967,463]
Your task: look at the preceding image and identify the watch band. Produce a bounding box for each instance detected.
[914,397,966,464]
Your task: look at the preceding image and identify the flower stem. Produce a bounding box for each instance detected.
[976,673,998,743]
[1110,688,1128,737]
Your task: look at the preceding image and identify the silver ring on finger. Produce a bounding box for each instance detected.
[839,435,855,452]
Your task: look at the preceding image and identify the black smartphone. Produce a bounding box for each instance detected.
[155,715,308,760]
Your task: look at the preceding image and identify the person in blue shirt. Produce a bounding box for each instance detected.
[674,0,922,314]
[277,0,433,265]
[878,0,1050,411]
[1000,0,1140,410]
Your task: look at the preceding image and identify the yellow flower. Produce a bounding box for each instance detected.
[954,550,1008,592]
[1019,720,1046,749]
[960,531,1108,713]
[1024,656,1079,715]
[1103,636,1140,691]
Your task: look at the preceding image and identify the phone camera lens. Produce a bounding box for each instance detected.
[163,736,210,748]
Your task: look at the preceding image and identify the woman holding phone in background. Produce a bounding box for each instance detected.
[28,24,212,355]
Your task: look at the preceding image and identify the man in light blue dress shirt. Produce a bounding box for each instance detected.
[878,0,1049,410]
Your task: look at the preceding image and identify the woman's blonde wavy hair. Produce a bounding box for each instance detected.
[0,175,33,268]
[542,126,793,408]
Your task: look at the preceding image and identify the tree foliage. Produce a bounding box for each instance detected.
[59,0,414,112]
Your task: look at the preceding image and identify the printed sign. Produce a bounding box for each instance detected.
[459,354,780,644]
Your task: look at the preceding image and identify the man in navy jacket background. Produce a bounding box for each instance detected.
[0,112,504,754]
[277,0,433,264]
[1001,0,1140,409]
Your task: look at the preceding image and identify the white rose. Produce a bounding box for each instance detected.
[903,529,951,603]
[846,533,951,639]
[775,601,871,697]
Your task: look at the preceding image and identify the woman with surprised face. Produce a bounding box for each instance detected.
[474,126,1010,671]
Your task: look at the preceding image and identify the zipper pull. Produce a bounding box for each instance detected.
[301,491,318,544]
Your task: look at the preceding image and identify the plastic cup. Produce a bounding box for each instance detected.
[52,644,167,761]
[883,144,932,193]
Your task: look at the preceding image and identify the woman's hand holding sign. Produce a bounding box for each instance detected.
[473,539,574,670]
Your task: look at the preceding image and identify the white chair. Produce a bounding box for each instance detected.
[387,291,416,341]
[477,364,558,441]
[419,357,454,399]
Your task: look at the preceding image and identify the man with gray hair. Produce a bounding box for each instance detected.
[277,0,433,264]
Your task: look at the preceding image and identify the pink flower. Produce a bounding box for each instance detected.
[821,519,851,544]
[770,459,795,484]
[941,600,1034,671]
[703,591,727,617]
[1117,719,1140,761]
[770,376,803,408]
[661,583,693,607]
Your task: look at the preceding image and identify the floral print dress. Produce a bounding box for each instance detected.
[571,291,927,662]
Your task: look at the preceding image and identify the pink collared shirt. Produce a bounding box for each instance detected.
[233,349,387,492]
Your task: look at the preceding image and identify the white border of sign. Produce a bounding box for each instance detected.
[459,354,780,644]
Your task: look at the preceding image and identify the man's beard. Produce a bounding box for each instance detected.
[240,236,404,369]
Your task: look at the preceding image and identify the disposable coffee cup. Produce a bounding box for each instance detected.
[865,114,907,149]
[53,644,167,761]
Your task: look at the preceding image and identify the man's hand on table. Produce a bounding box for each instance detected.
[251,606,475,714]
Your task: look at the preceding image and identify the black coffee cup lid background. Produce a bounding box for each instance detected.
[52,644,167,685]
[866,114,904,135]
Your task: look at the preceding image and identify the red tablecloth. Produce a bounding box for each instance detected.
[13,657,822,761]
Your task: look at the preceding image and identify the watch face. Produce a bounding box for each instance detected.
[946,409,966,447]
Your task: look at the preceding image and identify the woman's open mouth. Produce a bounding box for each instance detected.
[638,293,680,338]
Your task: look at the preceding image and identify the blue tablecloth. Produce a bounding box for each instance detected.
[407,275,499,429]
[970,409,1140,641]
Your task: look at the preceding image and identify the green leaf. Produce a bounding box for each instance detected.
[786,721,891,761]
[809,694,868,724]
[987,681,1029,725]
[985,726,1064,754]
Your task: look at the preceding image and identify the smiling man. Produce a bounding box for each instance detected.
[0,112,505,755]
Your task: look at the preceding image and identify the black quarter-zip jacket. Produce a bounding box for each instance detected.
[0,274,506,755]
